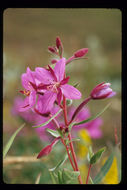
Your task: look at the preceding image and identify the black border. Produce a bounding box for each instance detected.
[1,1,127,189]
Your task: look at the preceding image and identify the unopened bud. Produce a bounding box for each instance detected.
[37,137,60,159]
[48,46,56,54]
[51,59,58,64]
[37,144,52,158]
[56,36,62,49]
[90,82,116,100]
[74,48,88,58]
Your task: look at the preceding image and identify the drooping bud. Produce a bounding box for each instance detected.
[90,82,116,100]
[48,46,57,54]
[74,48,88,58]
[37,137,60,159]
[37,144,52,158]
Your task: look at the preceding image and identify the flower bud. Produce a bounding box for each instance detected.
[37,144,52,158]
[51,59,58,64]
[48,46,56,54]
[90,82,116,100]
[74,48,88,58]
[37,137,60,159]
[56,36,63,49]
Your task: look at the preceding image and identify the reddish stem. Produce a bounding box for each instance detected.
[62,78,82,184]
[63,95,68,126]
[68,133,83,184]
[61,138,76,171]
[86,164,92,184]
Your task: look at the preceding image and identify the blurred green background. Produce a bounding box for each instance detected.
[3,8,121,184]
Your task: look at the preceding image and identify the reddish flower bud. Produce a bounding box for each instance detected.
[37,137,60,159]
[90,82,116,100]
[51,59,58,64]
[74,48,88,58]
[56,36,63,49]
[37,144,52,159]
[48,46,56,54]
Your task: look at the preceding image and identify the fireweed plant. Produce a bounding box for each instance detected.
[17,37,116,184]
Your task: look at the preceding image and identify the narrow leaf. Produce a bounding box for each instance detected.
[89,176,94,184]
[49,171,57,184]
[3,123,25,159]
[93,152,114,184]
[46,128,60,138]
[74,103,110,126]
[65,138,80,145]
[62,168,80,180]
[33,109,62,128]
[90,147,106,165]
[87,146,94,162]
[35,172,41,184]
[49,152,69,172]
[68,122,76,131]
[58,170,63,184]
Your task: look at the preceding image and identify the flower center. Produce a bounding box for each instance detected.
[24,90,30,96]
[47,82,60,93]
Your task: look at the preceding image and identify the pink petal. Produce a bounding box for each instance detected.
[29,90,36,107]
[26,67,35,84]
[86,118,103,139]
[106,91,116,98]
[35,67,54,84]
[36,91,57,114]
[18,97,31,112]
[57,88,63,105]
[21,73,29,90]
[61,84,81,99]
[60,76,70,85]
[54,58,66,81]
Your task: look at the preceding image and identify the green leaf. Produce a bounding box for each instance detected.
[74,103,110,126]
[35,172,41,184]
[89,176,94,184]
[49,152,69,172]
[3,123,25,159]
[33,109,62,128]
[65,138,80,145]
[62,168,80,181]
[49,171,57,184]
[90,147,106,165]
[114,146,121,182]
[93,152,114,184]
[87,146,94,162]
[68,122,76,131]
[58,170,63,184]
[57,128,64,138]
[46,128,60,138]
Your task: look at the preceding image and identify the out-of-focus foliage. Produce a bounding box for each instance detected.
[3,8,121,184]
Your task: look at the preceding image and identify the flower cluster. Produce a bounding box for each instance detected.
[16,37,116,184]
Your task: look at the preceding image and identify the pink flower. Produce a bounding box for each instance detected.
[11,96,38,123]
[33,105,61,142]
[68,106,103,139]
[90,82,116,100]
[35,58,81,114]
[19,67,38,112]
